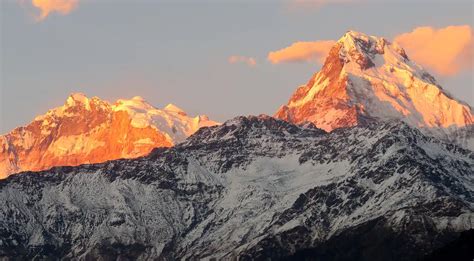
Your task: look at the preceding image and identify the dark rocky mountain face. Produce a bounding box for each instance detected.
[0,115,473,260]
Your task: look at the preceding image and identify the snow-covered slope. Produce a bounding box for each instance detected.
[113,96,217,143]
[0,93,218,179]
[275,31,474,148]
[1,116,472,259]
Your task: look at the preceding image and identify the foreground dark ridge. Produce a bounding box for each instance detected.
[0,115,473,260]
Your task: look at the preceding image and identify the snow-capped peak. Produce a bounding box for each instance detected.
[0,93,219,178]
[132,95,146,101]
[114,96,155,112]
[275,30,473,147]
[66,92,91,110]
[68,92,88,102]
[111,99,218,142]
[335,30,411,72]
[164,103,187,115]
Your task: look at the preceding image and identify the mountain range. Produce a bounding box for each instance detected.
[0,31,473,260]
[1,116,472,259]
[0,94,218,179]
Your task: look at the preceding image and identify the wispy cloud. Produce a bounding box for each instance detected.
[228,55,257,67]
[394,25,473,76]
[267,41,336,64]
[30,0,79,21]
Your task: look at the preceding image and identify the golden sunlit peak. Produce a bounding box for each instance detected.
[275,29,474,133]
[340,31,389,48]
[0,91,219,178]
[343,30,361,37]
[338,30,374,44]
[164,103,186,115]
[131,96,146,101]
[66,92,89,105]
[69,92,87,99]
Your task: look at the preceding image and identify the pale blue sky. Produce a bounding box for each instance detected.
[1,0,473,133]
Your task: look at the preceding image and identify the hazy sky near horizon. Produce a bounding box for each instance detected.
[1,0,473,133]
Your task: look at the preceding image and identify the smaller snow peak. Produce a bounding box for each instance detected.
[90,96,101,102]
[193,115,219,129]
[132,96,145,102]
[67,93,88,103]
[197,115,210,122]
[70,92,87,100]
[113,96,155,112]
[66,93,91,110]
[89,96,107,105]
[164,103,187,116]
[342,30,368,40]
